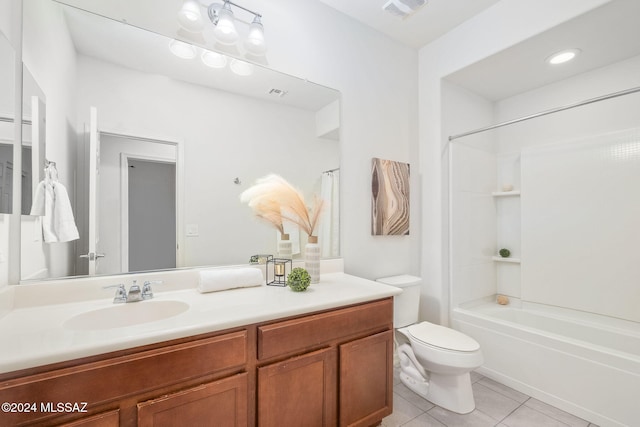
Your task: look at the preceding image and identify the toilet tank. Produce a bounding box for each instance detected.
[376,275,422,328]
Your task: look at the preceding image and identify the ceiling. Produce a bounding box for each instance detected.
[58,0,640,103]
[318,0,501,49]
[321,0,640,101]
[445,0,640,100]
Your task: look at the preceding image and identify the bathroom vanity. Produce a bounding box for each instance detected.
[0,272,399,426]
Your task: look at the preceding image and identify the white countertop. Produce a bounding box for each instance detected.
[0,272,400,374]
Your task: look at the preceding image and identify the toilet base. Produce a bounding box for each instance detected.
[399,369,476,414]
[399,370,429,398]
[427,372,475,414]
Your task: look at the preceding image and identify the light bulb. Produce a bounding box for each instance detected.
[547,49,581,65]
[177,0,204,32]
[201,50,228,68]
[244,16,267,55]
[214,3,238,45]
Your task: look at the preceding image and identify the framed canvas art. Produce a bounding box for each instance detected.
[371,157,410,235]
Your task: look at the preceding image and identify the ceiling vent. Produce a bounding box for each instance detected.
[383,0,427,19]
[268,88,288,98]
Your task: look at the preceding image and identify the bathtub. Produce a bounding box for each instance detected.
[452,300,640,427]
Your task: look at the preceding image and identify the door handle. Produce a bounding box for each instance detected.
[79,252,106,261]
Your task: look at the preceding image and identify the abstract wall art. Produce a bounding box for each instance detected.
[371,157,410,236]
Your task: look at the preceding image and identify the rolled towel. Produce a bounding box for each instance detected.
[197,267,263,293]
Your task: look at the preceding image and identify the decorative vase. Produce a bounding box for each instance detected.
[278,233,292,259]
[305,235,320,284]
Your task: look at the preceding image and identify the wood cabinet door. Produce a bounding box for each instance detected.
[137,373,248,427]
[60,410,120,427]
[258,347,337,427]
[339,330,393,427]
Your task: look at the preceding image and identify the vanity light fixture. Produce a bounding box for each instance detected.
[547,48,581,65]
[177,0,204,32]
[245,16,266,55]
[212,2,238,45]
[176,0,267,55]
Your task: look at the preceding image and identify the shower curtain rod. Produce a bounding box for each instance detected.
[323,167,340,173]
[448,85,640,141]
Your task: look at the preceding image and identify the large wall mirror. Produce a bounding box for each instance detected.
[19,0,340,282]
[0,27,15,214]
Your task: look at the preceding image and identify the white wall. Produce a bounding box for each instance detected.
[489,54,640,322]
[442,81,497,311]
[521,130,640,322]
[495,54,640,151]
[259,0,421,280]
[419,0,611,323]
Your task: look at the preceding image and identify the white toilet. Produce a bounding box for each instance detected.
[377,275,483,414]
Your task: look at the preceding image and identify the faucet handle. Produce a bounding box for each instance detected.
[103,284,127,303]
[142,280,163,300]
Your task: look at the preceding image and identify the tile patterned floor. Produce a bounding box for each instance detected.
[382,370,600,427]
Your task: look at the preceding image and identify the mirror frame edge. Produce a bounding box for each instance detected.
[8,0,24,286]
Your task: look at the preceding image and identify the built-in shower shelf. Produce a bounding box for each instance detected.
[492,256,521,263]
[492,190,521,197]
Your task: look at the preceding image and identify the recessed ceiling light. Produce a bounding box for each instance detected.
[547,48,581,65]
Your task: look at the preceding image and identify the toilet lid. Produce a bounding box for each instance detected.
[407,322,480,352]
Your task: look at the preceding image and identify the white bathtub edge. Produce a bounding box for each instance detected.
[475,365,626,427]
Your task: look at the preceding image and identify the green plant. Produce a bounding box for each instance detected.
[287,267,311,292]
[499,248,511,258]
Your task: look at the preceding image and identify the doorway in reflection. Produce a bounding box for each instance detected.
[75,132,178,276]
[127,158,176,272]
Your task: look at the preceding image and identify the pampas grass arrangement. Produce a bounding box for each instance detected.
[240,174,324,237]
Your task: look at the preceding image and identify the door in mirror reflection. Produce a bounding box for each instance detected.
[127,158,176,272]
[77,107,179,276]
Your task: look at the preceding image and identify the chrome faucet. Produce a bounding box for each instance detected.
[105,280,162,303]
[142,280,163,300]
[126,281,144,302]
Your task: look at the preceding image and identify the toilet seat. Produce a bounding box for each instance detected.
[407,322,480,352]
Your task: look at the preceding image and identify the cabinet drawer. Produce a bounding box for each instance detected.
[258,298,392,360]
[138,373,248,427]
[0,331,247,426]
[60,410,120,427]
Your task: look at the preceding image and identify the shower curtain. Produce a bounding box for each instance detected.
[319,170,340,258]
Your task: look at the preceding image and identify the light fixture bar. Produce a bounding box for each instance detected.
[224,0,261,18]
[208,0,261,23]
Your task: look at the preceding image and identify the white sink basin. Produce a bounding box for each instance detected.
[64,300,190,331]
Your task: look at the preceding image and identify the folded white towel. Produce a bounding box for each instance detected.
[197,268,263,293]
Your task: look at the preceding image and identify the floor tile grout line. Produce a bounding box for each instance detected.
[523,403,576,427]
[495,397,531,426]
